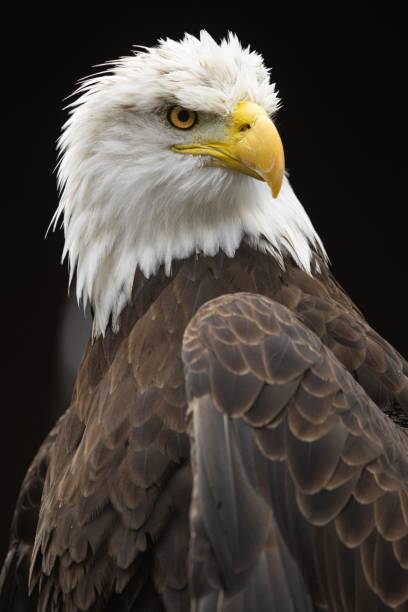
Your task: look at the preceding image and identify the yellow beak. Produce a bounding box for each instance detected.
[172,101,285,198]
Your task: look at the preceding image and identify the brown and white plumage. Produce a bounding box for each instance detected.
[1,32,408,612]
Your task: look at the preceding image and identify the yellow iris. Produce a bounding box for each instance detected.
[168,106,198,130]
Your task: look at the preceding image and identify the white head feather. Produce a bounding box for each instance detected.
[53,30,327,336]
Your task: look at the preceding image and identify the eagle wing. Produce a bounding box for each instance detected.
[182,292,408,611]
[0,411,69,612]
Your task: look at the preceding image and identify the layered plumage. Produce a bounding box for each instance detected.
[1,32,407,612]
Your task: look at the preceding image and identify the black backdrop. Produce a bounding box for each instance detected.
[0,2,406,565]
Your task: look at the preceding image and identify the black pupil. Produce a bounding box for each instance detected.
[178,109,191,123]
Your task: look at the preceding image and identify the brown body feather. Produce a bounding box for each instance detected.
[1,244,408,611]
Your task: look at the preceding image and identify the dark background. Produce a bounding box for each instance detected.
[0,3,406,565]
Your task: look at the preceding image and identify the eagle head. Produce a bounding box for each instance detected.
[54,31,325,335]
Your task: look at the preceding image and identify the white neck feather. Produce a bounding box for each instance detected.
[55,153,326,336]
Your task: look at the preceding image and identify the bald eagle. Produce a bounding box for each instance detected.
[1,31,408,612]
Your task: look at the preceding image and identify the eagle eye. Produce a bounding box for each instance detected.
[167,106,197,130]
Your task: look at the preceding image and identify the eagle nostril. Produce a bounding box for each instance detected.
[239,123,251,133]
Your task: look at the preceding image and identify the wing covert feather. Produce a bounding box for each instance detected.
[183,292,408,611]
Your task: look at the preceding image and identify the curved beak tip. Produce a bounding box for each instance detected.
[231,106,285,200]
[269,159,285,198]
